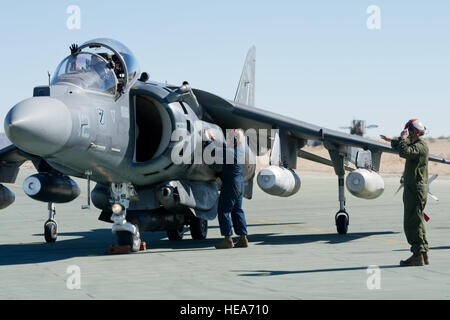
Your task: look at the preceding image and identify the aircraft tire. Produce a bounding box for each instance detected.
[336,212,349,234]
[167,224,184,241]
[117,230,141,252]
[190,216,208,240]
[44,220,57,243]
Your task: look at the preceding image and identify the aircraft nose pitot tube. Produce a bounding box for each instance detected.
[257,166,301,197]
[4,97,72,156]
[346,169,384,199]
[23,173,80,203]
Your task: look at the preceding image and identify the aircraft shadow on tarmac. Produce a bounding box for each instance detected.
[0,224,397,266]
[246,231,398,246]
[236,265,402,277]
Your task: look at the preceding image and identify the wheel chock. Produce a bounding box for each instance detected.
[108,245,131,255]
[107,242,147,255]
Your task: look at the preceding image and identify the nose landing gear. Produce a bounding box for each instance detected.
[110,182,142,253]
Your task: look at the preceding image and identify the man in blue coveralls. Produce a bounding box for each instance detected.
[204,128,248,249]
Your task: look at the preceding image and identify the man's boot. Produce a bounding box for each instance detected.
[422,252,429,265]
[234,235,249,248]
[400,252,424,266]
[215,236,234,249]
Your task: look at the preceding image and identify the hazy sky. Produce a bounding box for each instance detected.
[1,1,449,138]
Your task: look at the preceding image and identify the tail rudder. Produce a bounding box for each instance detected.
[234,46,256,107]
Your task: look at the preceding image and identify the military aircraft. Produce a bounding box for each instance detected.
[2,38,449,251]
[308,119,377,146]
[340,120,379,137]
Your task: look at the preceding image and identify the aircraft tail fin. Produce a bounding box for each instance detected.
[234,46,256,107]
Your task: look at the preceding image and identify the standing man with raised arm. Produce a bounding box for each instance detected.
[204,128,249,249]
[381,119,429,266]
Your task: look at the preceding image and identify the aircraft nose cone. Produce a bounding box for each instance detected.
[4,97,72,156]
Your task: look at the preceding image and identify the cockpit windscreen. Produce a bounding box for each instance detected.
[51,53,117,95]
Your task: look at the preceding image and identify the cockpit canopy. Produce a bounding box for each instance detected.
[51,38,140,96]
[52,53,117,94]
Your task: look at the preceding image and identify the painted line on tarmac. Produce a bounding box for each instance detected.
[366,236,406,245]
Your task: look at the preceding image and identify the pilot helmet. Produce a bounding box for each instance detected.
[404,119,426,136]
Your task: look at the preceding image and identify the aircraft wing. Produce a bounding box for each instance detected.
[0,134,28,184]
[194,89,450,167]
[428,154,450,164]
[0,136,61,187]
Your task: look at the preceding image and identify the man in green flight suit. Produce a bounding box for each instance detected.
[381,119,429,266]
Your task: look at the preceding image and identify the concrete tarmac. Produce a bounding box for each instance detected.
[1,168,450,299]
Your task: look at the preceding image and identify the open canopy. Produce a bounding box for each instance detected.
[51,38,140,96]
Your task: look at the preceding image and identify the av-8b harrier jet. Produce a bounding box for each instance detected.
[1,38,449,251]
[340,120,378,137]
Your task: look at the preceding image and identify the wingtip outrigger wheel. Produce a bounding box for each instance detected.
[335,210,349,234]
[326,147,350,235]
[44,220,57,243]
[44,202,57,243]
[335,172,349,235]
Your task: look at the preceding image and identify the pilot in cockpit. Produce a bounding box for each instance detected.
[88,55,114,92]
[52,39,139,95]
[91,55,104,75]
[68,56,81,73]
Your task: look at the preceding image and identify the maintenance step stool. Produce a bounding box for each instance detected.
[108,242,147,254]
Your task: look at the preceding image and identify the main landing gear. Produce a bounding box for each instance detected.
[166,215,208,241]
